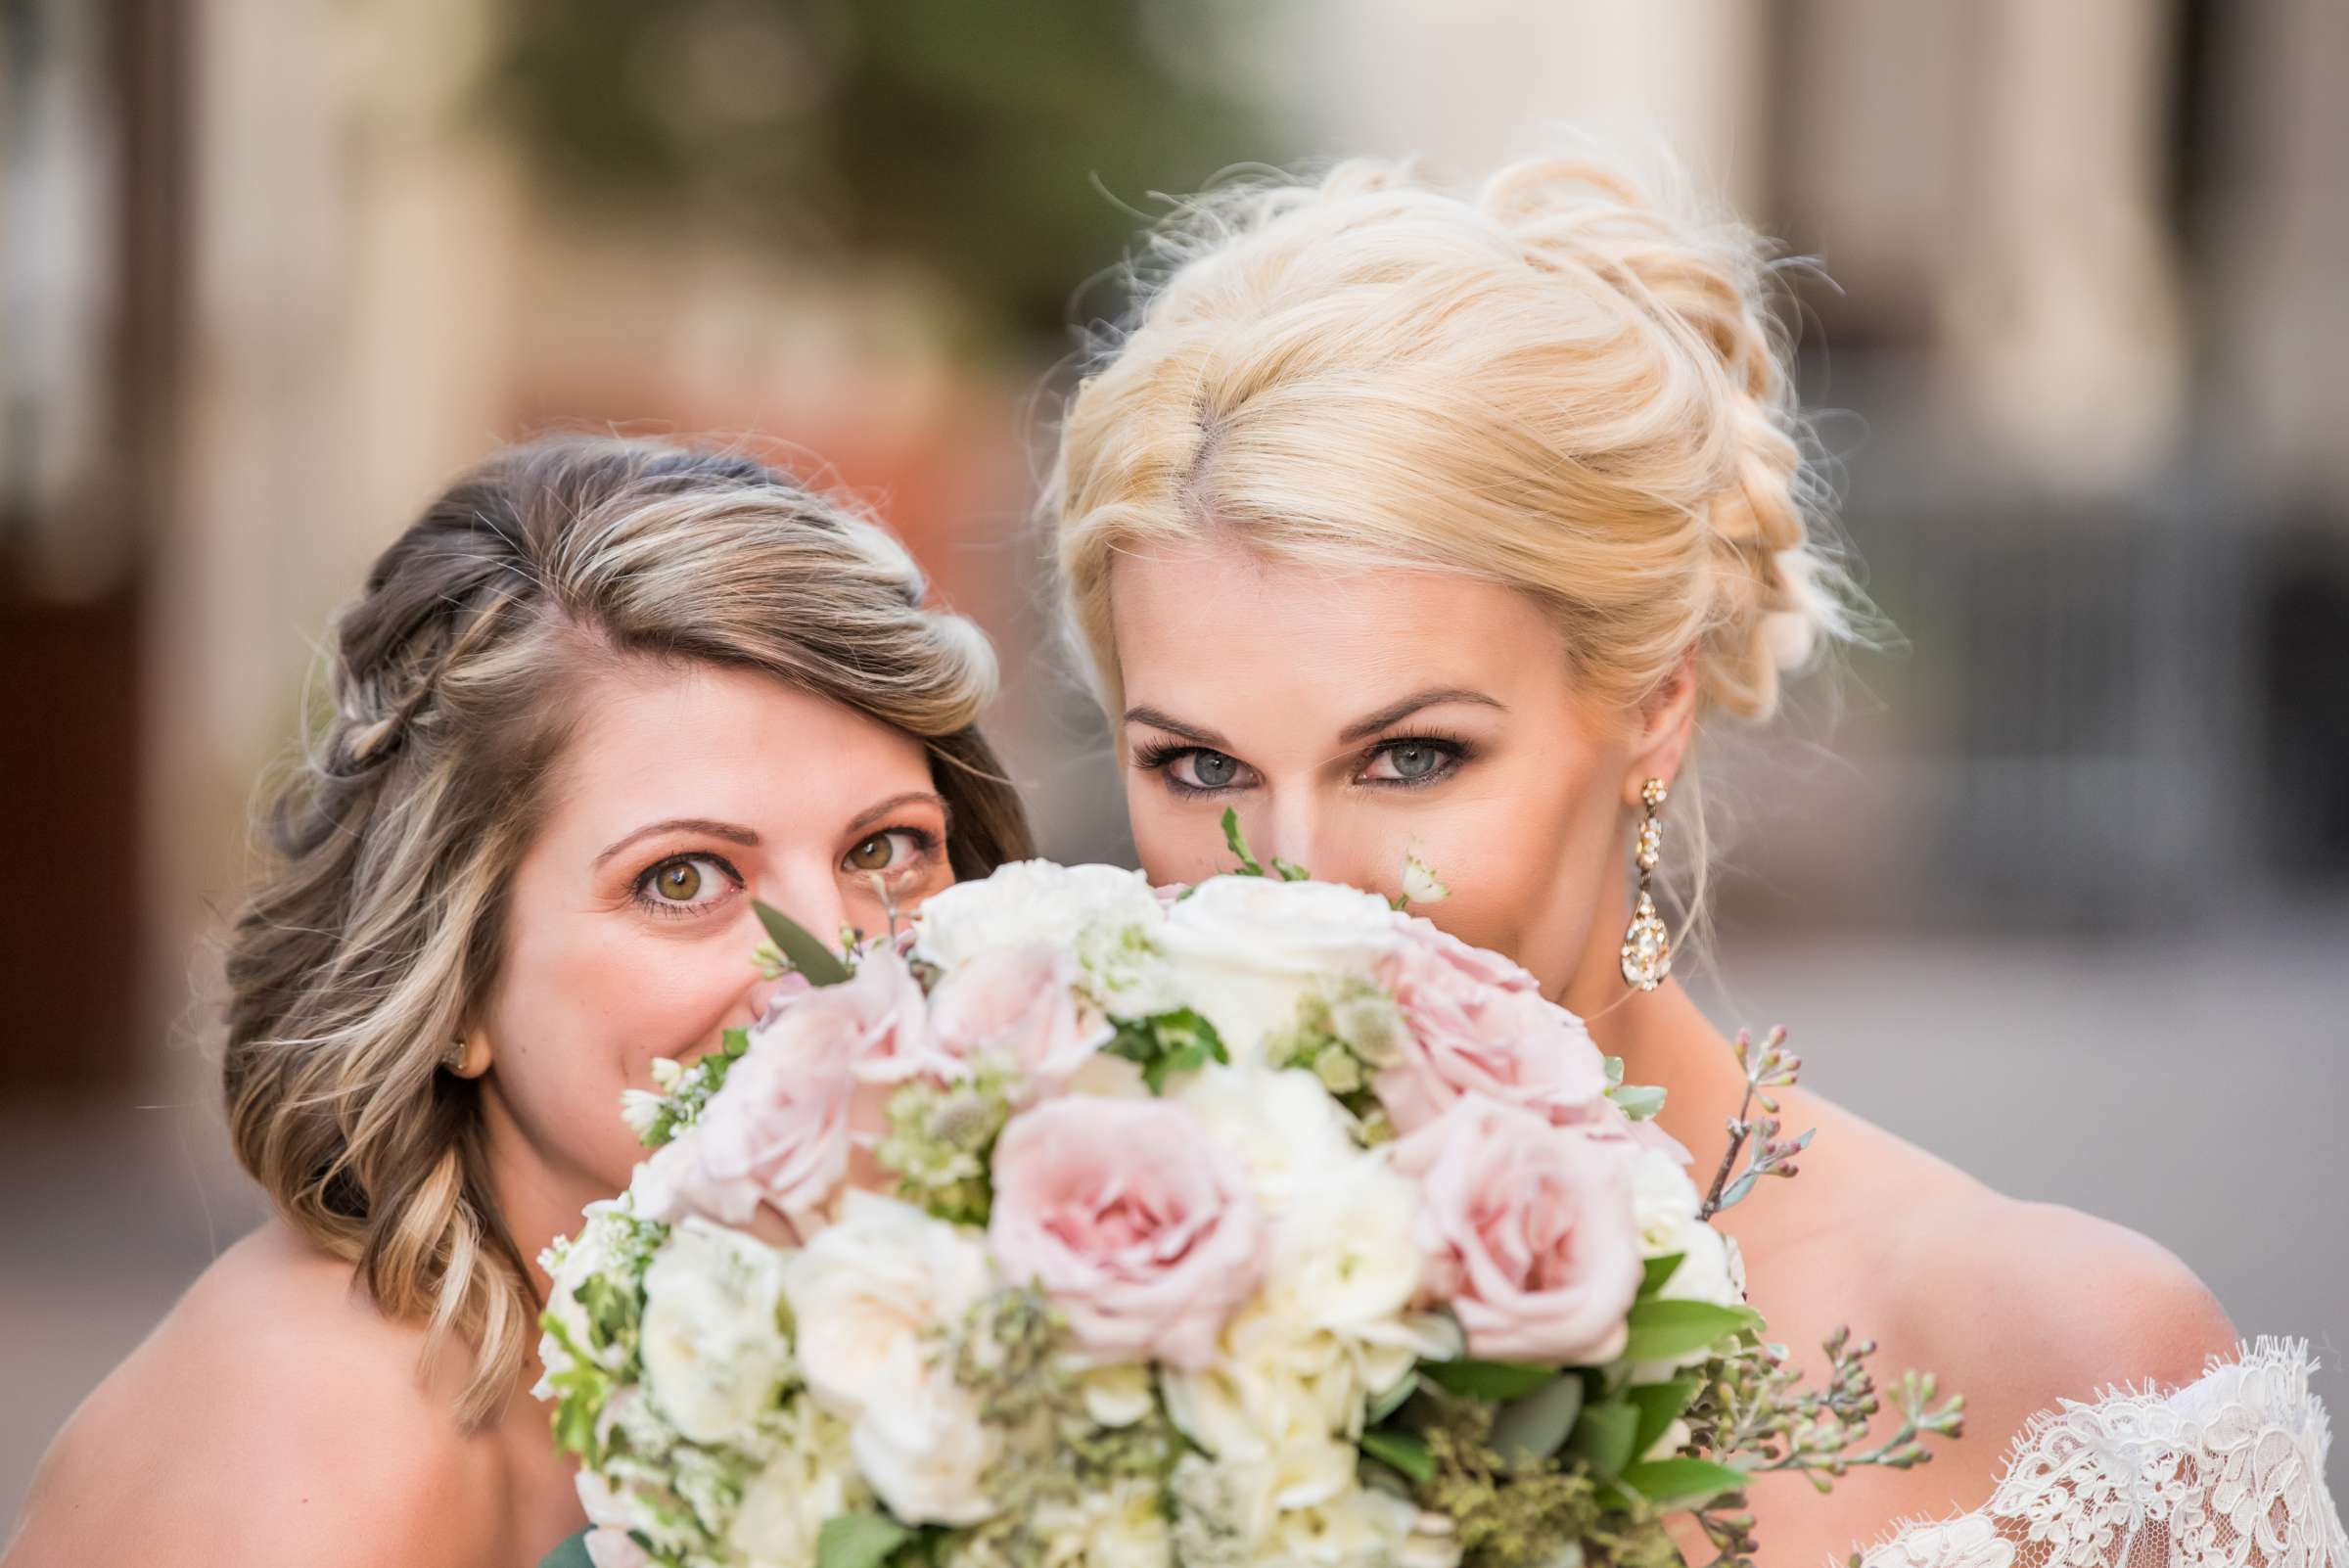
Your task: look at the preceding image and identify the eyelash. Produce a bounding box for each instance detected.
[1131,732,1477,797]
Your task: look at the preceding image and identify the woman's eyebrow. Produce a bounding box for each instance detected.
[1122,706,1235,751]
[846,790,949,836]
[592,817,760,870]
[1335,687,1506,744]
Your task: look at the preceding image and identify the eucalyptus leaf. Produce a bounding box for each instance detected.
[755,900,852,987]
[1717,1171,1760,1211]
[1420,1357,1560,1402]
[1604,1055,1626,1087]
[1608,1084,1668,1122]
[1562,1399,1638,1477]
[1360,1429,1437,1483]
[816,1513,915,1568]
[1622,1299,1762,1364]
[537,1532,594,1568]
[1491,1373,1586,1462]
[1619,1457,1748,1508]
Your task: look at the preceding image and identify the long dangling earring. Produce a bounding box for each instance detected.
[1619,777,1673,992]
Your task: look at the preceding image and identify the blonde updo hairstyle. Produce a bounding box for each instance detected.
[1050,153,1853,909]
[223,436,1033,1423]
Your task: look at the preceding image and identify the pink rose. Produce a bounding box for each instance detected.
[1372,923,1613,1136]
[988,1096,1268,1368]
[1391,1094,1643,1365]
[674,951,944,1232]
[926,944,1112,1095]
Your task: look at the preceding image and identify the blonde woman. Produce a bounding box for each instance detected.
[4,437,1033,1568]
[1046,158,2263,1566]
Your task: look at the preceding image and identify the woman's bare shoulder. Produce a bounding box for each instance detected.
[5,1224,508,1568]
[1895,1191,2237,1399]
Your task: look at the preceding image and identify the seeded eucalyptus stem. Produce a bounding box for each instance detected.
[1699,1027,1813,1221]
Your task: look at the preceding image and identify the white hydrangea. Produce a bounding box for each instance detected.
[725,1401,869,1565]
[1031,1477,1175,1568]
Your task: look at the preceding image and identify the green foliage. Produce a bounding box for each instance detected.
[875,1070,1018,1223]
[1562,1400,1637,1478]
[484,0,1272,343]
[1420,1359,1561,1403]
[1101,1006,1227,1093]
[1489,1373,1585,1464]
[637,1028,752,1147]
[817,1513,913,1568]
[1621,1299,1763,1364]
[755,899,853,987]
[1360,1429,1436,1483]
[1220,807,1262,876]
[1619,1457,1746,1508]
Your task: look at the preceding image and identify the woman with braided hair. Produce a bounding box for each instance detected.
[6,436,1033,1567]
[1045,153,2250,1567]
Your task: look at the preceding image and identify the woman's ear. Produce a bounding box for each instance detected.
[1622,649,1700,807]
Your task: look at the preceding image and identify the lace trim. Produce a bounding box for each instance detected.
[1853,1339,2347,1568]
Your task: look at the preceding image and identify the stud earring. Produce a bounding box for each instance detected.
[1619,777,1673,992]
[443,1033,486,1078]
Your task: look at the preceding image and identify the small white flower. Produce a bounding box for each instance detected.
[618,1087,665,1138]
[648,1056,685,1092]
[637,1219,793,1446]
[1076,1360,1157,1428]
[1033,1477,1174,1568]
[1398,855,1449,907]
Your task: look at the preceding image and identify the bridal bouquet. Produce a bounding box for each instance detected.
[538,825,1959,1568]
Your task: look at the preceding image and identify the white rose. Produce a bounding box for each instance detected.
[913,861,1168,992]
[1155,878,1407,1062]
[726,1402,867,1564]
[851,1359,998,1526]
[574,1471,658,1568]
[1034,1477,1174,1568]
[784,1190,992,1420]
[621,1132,699,1223]
[1175,1065,1359,1211]
[1628,1148,1744,1311]
[637,1219,792,1446]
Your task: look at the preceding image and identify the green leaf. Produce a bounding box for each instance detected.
[1145,1040,1214,1093]
[1271,857,1311,882]
[755,899,852,988]
[1420,1357,1560,1402]
[537,1531,595,1568]
[1359,1429,1437,1484]
[1563,1399,1638,1477]
[1365,1371,1419,1425]
[720,1026,751,1058]
[1619,1457,1748,1509]
[1638,1252,1686,1298]
[1622,1299,1762,1364]
[1608,1084,1667,1122]
[816,1513,915,1568]
[1491,1373,1585,1463]
[1221,807,1263,876]
[1627,1377,1703,1457]
[1604,1055,1626,1087]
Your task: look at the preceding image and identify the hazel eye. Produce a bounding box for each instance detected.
[846,831,927,873]
[639,854,734,907]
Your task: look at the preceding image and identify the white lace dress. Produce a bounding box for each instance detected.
[1855,1340,2347,1568]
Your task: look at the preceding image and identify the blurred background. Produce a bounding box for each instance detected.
[3,0,2344,1518]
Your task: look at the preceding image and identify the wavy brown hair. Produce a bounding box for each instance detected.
[222,436,1033,1422]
